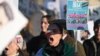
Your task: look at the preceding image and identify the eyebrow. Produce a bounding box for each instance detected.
[0,2,13,20]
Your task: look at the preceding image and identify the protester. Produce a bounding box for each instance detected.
[27,15,54,55]
[35,20,74,56]
[52,19,86,56]
[83,19,100,56]
[1,34,29,56]
[81,30,90,41]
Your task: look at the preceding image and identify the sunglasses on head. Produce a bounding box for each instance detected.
[47,29,61,35]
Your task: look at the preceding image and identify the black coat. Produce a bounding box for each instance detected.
[83,36,100,56]
[27,32,48,55]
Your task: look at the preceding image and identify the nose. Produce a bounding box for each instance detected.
[5,48,8,51]
[5,45,9,50]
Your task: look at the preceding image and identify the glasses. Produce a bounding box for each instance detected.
[0,2,13,20]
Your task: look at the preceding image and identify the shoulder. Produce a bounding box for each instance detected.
[83,38,93,45]
[64,42,74,51]
[64,42,75,56]
[26,36,41,53]
[83,39,91,47]
[27,35,41,44]
[64,36,76,47]
[83,37,95,48]
[84,39,91,43]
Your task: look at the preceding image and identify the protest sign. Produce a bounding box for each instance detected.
[67,0,88,30]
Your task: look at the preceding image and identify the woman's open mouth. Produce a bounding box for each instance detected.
[49,37,54,43]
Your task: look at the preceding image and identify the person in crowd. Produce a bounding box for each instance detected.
[81,30,90,41]
[83,19,100,56]
[36,20,74,56]
[0,1,29,56]
[1,34,29,56]
[27,15,54,55]
[52,19,86,56]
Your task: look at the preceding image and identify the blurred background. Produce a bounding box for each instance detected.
[18,0,100,43]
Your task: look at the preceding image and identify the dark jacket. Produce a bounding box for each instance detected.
[83,36,100,56]
[36,40,75,56]
[27,32,48,55]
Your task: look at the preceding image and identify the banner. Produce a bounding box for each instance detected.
[67,0,88,30]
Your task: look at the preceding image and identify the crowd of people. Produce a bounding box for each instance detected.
[0,0,100,56]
